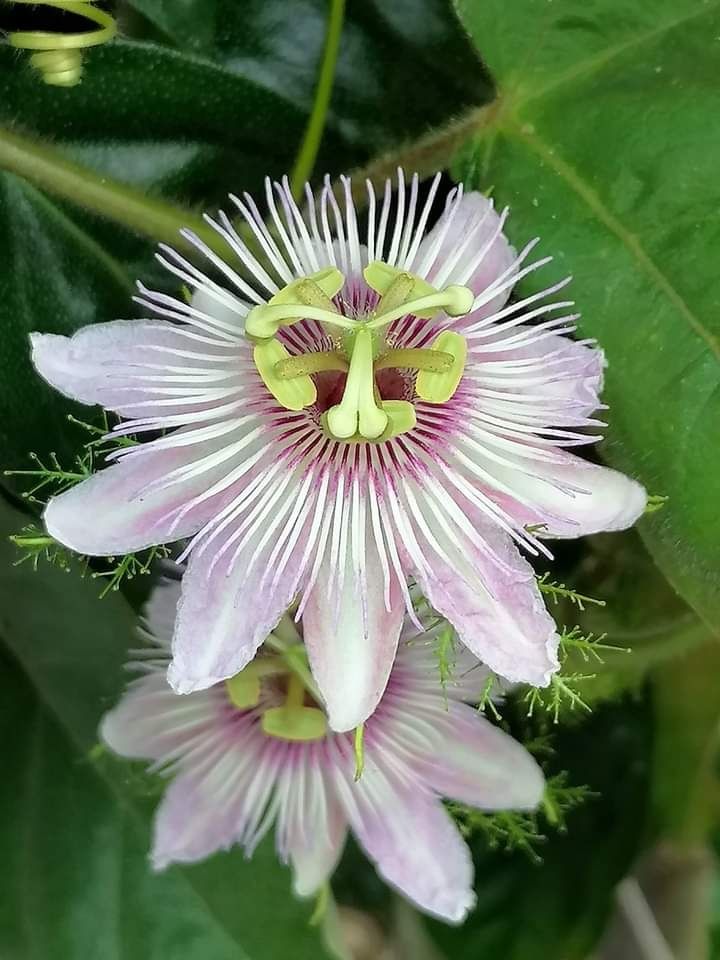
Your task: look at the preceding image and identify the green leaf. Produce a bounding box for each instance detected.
[0,173,131,476]
[0,496,332,960]
[425,697,653,959]
[119,0,491,163]
[452,0,720,631]
[0,648,245,960]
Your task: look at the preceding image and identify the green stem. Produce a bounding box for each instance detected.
[651,640,720,846]
[0,124,229,256]
[289,0,345,198]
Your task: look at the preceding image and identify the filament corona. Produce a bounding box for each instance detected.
[8,0,117,87]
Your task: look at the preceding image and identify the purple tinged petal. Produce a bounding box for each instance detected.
[30,321,236,418]
[43,440,237,555]
[287,768,348,897]
[417,192,516,316]
[477,328,606,418]
[410,513,559,686]
[168,525,307,694]
[349,781,475,924]
[152,773,252,870]
[302,546,405,732]
[423,701,545,810]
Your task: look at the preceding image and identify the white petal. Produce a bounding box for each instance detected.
[348,778,475,924]
[303,538,405,732]
[100,672,215,762]
[31,321,236,418]
[486,453,647,537]
[424,701,545,810]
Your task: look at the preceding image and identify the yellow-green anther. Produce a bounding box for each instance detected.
[225,671,261,709]
[274,350,348,380]
[375,347,454,374]
[254,338,317,410]
[327,328,388,439]
[261,673,328,742]
[271,269,343,309]
[415,331,468,403]
[262,704,328,741]
[225,656,288,709]
[367,284,475,331]
[380,400,417,439]
[364,261,438,318]
[245,267,347,339]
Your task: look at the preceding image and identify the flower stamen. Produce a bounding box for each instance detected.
[274,350,348,379]
[245,267,347,339]
[262,672,328,741]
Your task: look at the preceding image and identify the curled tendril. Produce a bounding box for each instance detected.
[8,0,117,87]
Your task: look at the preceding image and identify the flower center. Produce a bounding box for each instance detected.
[224,632,327,742]
[245,263,473,442]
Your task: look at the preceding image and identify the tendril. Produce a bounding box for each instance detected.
[8,0,117,87]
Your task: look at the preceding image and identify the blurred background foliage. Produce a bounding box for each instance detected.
[0,0,718,957]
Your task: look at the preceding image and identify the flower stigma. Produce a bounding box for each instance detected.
[245,263,474,442]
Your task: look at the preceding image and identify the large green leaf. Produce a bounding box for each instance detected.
[0,173,131,475]
[0,648,244,960]
[0,497,332,960]
[119,0,491,164]
[451,0,720,631]
[3,0,490,207]
[425,697,653,959]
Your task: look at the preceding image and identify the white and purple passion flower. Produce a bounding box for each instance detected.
[31,171,646,730]
[100,580,544,924]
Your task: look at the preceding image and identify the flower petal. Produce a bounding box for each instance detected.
[417,192,515,314]
[30,320,237,418]
[408,500,559,685]
[143,579,181,647]
[302,539,405,732]
[100,671,215,762]
[486,453,647,537]
[423,701,545,810]
[476,329,605,418]
[152,771,250,870]
[44,438,237,555]
[348,777,475,924]
[284,765,348,897]
[168,521,307,694]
